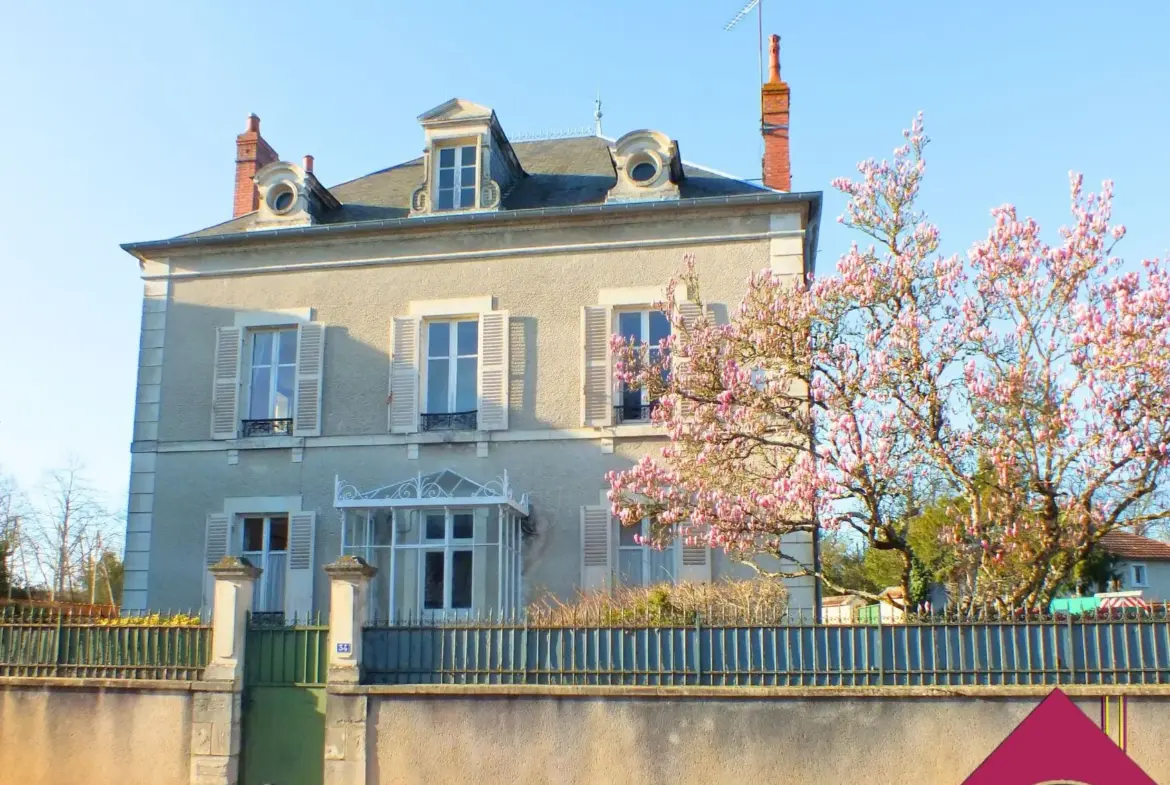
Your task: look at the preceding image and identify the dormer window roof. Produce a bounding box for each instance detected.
[606,129,685,204]
[410,98,525,217]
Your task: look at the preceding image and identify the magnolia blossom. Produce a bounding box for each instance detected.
[608,115,1170,608]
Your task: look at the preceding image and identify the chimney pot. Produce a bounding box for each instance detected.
[768,34,781,83]
[303,154,314,174]
[246,113,260,133]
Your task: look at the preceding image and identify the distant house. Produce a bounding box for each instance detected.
[820,595,868,624]
[1097,530,1170,601]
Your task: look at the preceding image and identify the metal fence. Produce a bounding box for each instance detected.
[363,611,1170,686]
[0,608,211,680]
[245,613,329,687]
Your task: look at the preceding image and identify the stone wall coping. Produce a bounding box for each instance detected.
[0,676,234,692]
[331,683,1170,699]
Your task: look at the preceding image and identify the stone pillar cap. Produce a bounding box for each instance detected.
[323,554,378,579]
[208,555,263,580]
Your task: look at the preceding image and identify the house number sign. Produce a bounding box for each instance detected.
[336,642,351,654]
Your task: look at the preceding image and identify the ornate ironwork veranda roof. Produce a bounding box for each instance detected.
[334,469,530,515]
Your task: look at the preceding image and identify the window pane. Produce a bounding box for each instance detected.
[649,311,671,345]
[423,551,444,609]
[268,517,289,551]
[460,146,476,166]
[622,384,641,413]
[437,189,454,210]
[243,517,265,552]
[456,321,478,355]
[277,330,298,365]
[618,312,642,343]
[459,186,475,208]
[428,322,451,357]
[452,513,473,540]
[647,546,675,584]
[427,359,450,412]
[423,513,445,541]
[249,367,272,418]
[275,366,294,419]
[455,358,477,411]
[438,168,455,188]
[252,332,274,365]
[438,148,455,166]
[617,550,644,587]
[451,551,473,608]
[618,523,641,547]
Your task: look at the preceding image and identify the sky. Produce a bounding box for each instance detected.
[0,0,1167,515]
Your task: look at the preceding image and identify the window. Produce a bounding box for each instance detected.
[436,145,477,210]
[1130,563,1148,588]
[617,518,677,587]
[614,309,670,423]
[421,510,475,610]
[267,183,297,214]
[630,160,657,183]
[244,328,297,436]
[241,515,288,614]
[422,319,478,430]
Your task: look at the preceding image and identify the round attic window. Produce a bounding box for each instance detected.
[630,161,658,183]
[268,183,297,214]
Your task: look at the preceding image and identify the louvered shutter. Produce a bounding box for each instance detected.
[674,302,704,418]
[203,513,231,614]
[293,323,326,437]
[211,328,242,439]
[580,504,613,592]
[581,306,613,427]
[677,525,713,583]
[476,310,509,431]
[284,512,315,621]
[389,316,421,434]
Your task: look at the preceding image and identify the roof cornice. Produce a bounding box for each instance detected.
[122,190,823,269]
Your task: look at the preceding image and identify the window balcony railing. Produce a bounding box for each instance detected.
[614,402,658,424]
[241,418,294,437]
[420,411,477,432]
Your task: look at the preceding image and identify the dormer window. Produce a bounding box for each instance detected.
[629,159,658,184]
[267,182,298,214]
[606,130,684,203]
[437,145,478,210]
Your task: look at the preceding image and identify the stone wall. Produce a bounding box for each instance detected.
[359,685,1170,785]
[0,679,195,785]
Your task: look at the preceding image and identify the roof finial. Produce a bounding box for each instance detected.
[594,92,603,137]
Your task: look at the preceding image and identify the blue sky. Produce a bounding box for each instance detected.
[0,0,1167,511]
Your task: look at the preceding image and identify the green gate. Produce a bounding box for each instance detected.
[240,615,328,785]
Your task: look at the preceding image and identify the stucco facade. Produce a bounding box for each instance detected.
[121,100,821,619]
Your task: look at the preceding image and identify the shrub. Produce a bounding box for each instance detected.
[527,579,789,627]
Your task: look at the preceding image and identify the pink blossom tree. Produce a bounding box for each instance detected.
[608,115,1170,610]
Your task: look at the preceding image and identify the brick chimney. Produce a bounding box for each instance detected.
[761,34,791,192]
[233,114,279,217]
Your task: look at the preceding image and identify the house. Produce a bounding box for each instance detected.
[1096,530,1170,601]
[118,36,822,620]
[962,689,1156,784]
[819,594,868,624]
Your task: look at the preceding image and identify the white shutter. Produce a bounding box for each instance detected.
[580,504,613,592]
[211,327,242,439]
[674,302,704,419]
[292,323,326,437]
[203,513,231,614]
[678,525,713,583]
[389,316,421,434]
[581,306,613,427]
[476,310,509,431]
[284,511,315,621]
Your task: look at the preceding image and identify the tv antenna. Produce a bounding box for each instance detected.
[724,0,763,86]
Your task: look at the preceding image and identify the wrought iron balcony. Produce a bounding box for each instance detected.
[420,410,478,432]
[241,418,293,437]
[614,402,658,424]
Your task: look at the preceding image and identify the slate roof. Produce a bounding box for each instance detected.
[1099,530,1170,561]
[182,135,771,239]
